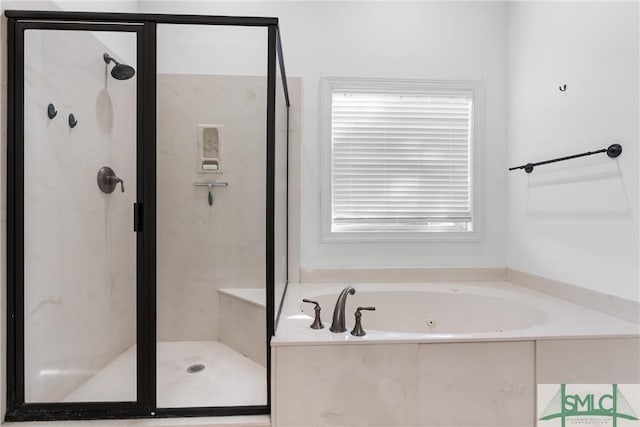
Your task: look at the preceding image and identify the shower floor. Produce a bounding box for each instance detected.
[63,341,267,407]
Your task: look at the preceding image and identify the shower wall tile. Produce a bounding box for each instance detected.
[157,74,265,342]
[23,29,137,401]
[218,292,265,366]
[156,74,300,342]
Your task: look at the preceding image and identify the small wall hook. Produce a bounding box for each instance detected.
[68,113,78,128]
[559,84,567,92]
[47,103,58,119]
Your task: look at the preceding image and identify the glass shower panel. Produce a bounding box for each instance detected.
[274,32,289,327]
[156,24,268,408]
[23,29,137,403]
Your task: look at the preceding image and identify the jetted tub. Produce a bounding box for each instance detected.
[271,282,639,426]
[300,285,548,334]
[274,282,639,344]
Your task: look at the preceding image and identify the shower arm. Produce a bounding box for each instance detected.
[102,52,136,81]
[103,53,121,66]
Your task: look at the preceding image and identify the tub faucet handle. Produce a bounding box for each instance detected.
[350,306,375,337]
[302,299,324,329]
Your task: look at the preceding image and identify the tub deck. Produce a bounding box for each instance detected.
[273,281,639,346]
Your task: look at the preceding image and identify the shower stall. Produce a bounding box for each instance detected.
[5,10,290,421]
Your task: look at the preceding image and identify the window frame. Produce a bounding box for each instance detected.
[320,77,485,243]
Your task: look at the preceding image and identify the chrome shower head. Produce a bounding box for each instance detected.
[103,53,135,81]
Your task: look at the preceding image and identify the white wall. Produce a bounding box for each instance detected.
[157,24,266,75]
[51,0,139,12]
[140,1,509,270]
[507,1,639,301]
[52,0,140,66]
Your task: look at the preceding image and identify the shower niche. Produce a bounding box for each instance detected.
[198,124,223,172]
[5,11,290,422]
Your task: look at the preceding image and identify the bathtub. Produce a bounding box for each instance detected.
[274,281,638,344]
[271,282,640,426]
[303,283,548,335]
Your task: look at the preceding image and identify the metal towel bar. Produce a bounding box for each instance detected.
[509,143,622,174]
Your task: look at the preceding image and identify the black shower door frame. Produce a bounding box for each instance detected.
[5,11,282,422]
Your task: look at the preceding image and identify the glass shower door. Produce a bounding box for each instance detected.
[21,25,140,404]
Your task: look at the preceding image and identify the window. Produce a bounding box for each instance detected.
[321,78,480,242]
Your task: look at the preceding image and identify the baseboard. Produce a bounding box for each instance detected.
[300,267,507,283]
[507,268,640,324]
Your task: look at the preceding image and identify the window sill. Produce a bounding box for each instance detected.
[320,229,482,243]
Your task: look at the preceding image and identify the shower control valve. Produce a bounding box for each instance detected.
[97,166,125,194]
[302,299,324,329]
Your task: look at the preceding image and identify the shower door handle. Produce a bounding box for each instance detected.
[133,202,143,232]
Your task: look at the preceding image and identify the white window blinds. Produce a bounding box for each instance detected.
[331,90,473,232]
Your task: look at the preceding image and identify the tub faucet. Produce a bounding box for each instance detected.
[330,286,356,333]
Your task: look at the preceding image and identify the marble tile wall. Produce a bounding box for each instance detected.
[419,342,534,426]
[157,74,267,341]
[218,292,266,366]
[507,268,640,324]
[300,267,507,283]
[156,73,300,342]
[536,338,640,384]
[23,29,137,402]
[273,338,636,426]
[273,343,419,426]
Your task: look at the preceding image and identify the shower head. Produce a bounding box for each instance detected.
[103,53,136,81]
